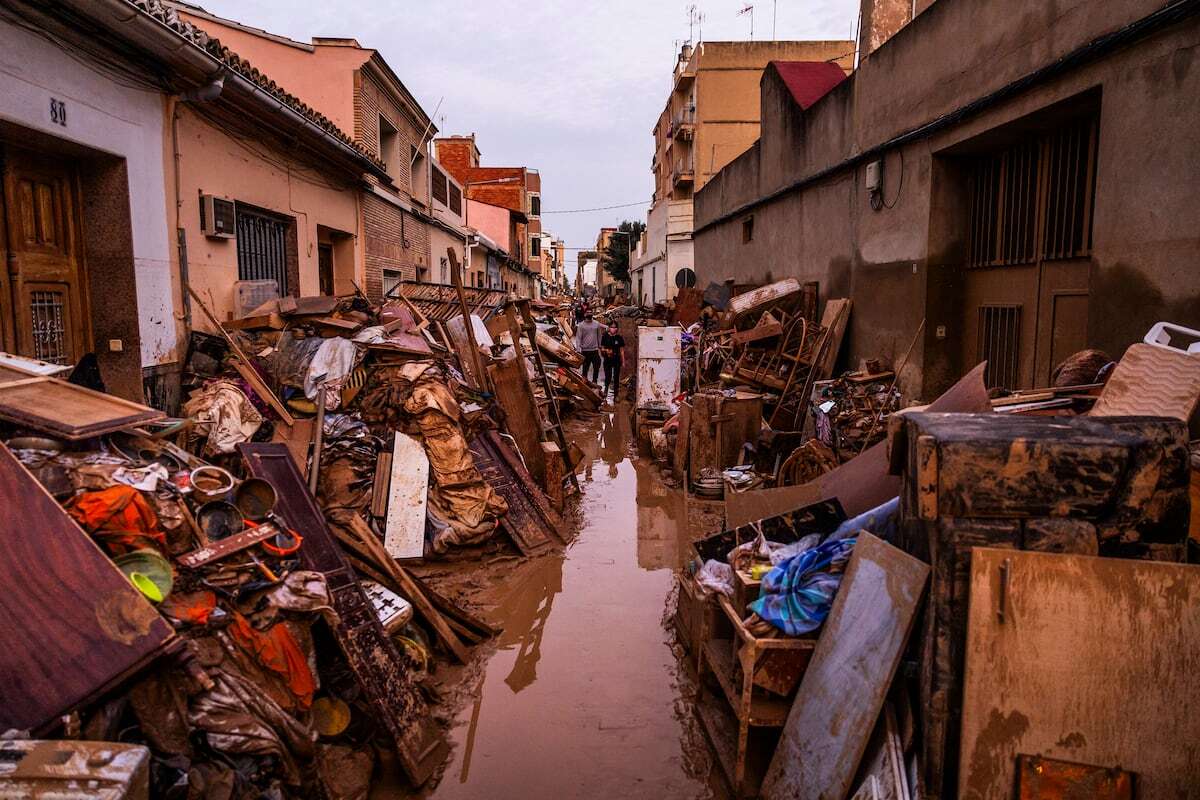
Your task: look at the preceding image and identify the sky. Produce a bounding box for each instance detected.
[196,0,860,254]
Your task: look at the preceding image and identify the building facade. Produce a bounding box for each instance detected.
[695,0,1200,398]
[631,39,854,307]
[172,4,437,301]
[0,0,380,408]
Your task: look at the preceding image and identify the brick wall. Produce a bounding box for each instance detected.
[434,138,478,184]
[354,68,429,205]
[362,193,431,299]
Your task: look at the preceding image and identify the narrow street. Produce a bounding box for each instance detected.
[411,408,723,800]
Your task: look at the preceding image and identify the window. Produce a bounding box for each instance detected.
[531,237,541,257]
[529,194,541,217]
[448,184,462,216]
[411,145,427,200]
[236,205,290,294]
[742,216,754,243]
[966,115,1097,268]
[978,304,1022,389]
[432,168,448,205]
[378,115,400,182]
[383,269,402,298]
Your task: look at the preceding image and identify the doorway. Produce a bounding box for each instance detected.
[957,110,1098,389]
[0,145,90,365]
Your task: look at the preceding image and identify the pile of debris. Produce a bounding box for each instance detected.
[0,252,601,797]
[674,342,1200,798]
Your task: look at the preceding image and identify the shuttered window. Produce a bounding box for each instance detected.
[448,184,462,216]
[432,168,448,205]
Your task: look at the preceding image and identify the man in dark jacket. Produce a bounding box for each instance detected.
[600,322,626,402]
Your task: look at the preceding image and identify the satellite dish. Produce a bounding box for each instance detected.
[675,268,697,288]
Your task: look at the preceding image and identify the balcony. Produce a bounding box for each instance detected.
[671,157,694,187]
[668,107,696,141]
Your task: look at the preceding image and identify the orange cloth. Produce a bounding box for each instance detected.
[228,612,315,710]
[67,485,164,555]
[160,590,218,626]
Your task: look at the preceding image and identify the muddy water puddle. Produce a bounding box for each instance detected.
[419,407,725,799]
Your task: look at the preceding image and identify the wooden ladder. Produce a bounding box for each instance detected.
[502,299,580,494]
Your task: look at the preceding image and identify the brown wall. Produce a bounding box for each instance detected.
[696,0,1200,398]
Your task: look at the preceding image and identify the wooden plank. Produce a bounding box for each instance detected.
[370,450,393,520]
[238,444,448,784]
[762,533,929,800]
[813,298,852,380]
[0,373,163,440]
[489,357,547,483]
[188,286,294,426]
[541,441,564,510]
[384,433,428,560]
[731,321,783,346]
[0,443,175,733]
[957,549,1200,799]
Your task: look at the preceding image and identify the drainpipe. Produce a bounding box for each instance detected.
[169,71,224,332]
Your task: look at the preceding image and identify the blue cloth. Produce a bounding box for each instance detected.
[829,496,899,543]
[748,537,857,636]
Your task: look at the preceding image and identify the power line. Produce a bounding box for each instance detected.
[540,200,651,214]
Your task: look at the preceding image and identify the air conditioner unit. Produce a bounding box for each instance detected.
[199,194,236,239]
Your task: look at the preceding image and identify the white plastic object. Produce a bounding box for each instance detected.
[1143,321,1200,354]
[233,280,279,318]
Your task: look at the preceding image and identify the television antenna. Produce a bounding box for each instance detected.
[686,4,705,44]
[737,4,755,40]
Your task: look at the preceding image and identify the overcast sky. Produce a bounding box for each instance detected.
[197,0,860,252]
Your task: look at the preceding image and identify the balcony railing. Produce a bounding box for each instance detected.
[671,157,695,186]
[668,107,696,140]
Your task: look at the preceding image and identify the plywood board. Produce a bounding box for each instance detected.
[763,533,929,800]
[0,443,175,733]
[384,433,428,560]
[0,371,162,440]
[813,298,852,380]
[957,548,1200,799]
[488,357,547,483]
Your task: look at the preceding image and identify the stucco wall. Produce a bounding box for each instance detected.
[696,0,1200,398]
[467,200,512,253]
[174,105,358,327]
[0,18,175,369]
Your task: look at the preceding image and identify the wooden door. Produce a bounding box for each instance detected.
[318,242,334,296]
[1,146,89,365]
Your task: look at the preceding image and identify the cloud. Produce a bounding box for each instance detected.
[196,0,858,250]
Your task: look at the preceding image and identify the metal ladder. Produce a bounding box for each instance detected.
[502,299,580,494]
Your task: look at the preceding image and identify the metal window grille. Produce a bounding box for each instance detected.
[977,304,1022,389]
[966,115,1097,268]
[236,206,289,294]
[30,290,68,364]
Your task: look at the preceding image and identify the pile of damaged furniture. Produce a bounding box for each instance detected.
[0,252,595,798]
[672,311,1200,798]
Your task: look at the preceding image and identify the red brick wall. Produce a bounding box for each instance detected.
[362,193,431,299]
[434,138,478,184]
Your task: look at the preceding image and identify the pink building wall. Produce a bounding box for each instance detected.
[467,199,511,252]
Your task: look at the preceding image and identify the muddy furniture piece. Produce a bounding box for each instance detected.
[0,740,150,800]
[0,364,163,439]
[238,443,448,786]
[0,442,176,734]
[891,413,1190,800]
[958,549,1199,798]
[696,595,817,798]
[468,430,564,556]
[684,390,764,491]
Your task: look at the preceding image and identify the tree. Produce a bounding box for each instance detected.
[600,220,645,284]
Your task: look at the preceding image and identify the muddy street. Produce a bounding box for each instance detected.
[409,407,723,799]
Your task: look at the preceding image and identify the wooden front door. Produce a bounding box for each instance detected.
[960,115,1097,389]
[0,146,89,365]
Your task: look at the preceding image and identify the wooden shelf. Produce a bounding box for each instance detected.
[695,691,772,799]
[703,639,791,728]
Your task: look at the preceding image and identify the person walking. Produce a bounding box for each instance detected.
[575,310,603,384]
[600,322,626,403]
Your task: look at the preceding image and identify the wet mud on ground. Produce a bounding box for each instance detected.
[379,405,727,799]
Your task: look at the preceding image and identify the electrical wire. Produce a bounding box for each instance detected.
[540,200,651,214]
[869,148,904,211]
